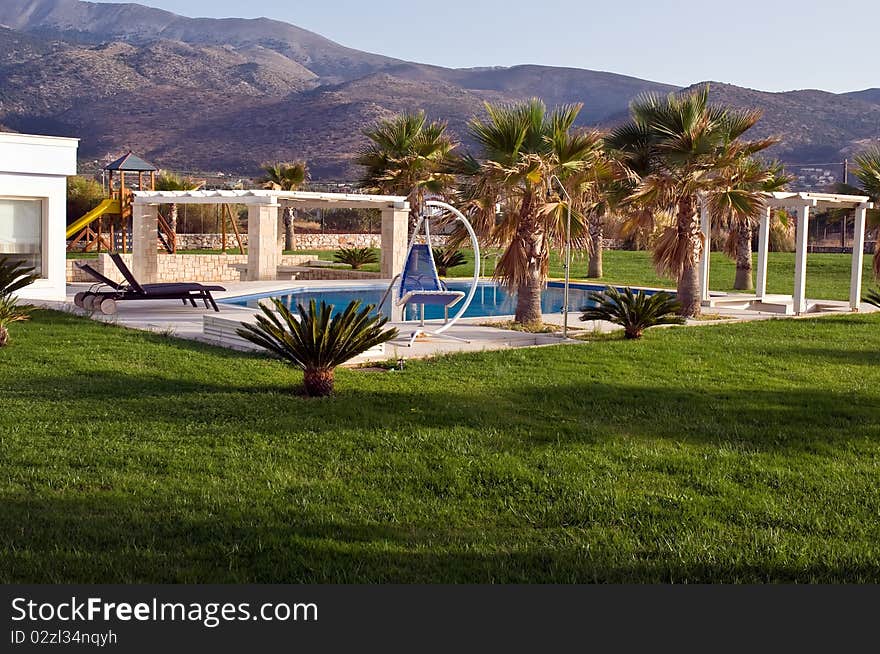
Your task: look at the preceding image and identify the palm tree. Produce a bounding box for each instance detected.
[583,149,629,278]
[851,147,880,280]
[154,172,203,236]
[459,99,603,325]
[259,162,309,252]
[356,111,457,232]
[606,85,776,316]
[711,158,791,290]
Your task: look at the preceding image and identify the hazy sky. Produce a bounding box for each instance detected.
[92,0,879,93]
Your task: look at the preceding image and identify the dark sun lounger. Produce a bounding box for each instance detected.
[74,253,226,314]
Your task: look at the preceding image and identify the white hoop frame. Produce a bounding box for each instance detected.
[421,200,481,335]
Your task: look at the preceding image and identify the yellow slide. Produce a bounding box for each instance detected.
[65,199,121,239]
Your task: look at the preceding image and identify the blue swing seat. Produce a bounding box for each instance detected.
[397,244,464,308]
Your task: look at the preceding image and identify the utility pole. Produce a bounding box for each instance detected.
[844,159,849,185]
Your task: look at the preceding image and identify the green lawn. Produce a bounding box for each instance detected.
[293,248,876,301]
[1,310,879,583]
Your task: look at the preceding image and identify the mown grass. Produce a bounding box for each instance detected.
[1,310,879,583]
[296,249,876,301]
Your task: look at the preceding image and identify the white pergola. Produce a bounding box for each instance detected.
[698,191,873,314]
[131,190,410,283]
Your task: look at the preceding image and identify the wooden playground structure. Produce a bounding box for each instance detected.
[66,151,245,255]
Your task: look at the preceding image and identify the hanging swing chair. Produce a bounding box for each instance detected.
[387,200,481,346]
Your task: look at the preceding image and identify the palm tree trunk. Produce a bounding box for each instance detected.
[733,223,754,291]
[408,189,425,237]
[0,326,8,348]
[588,213,604,278]
[283,206,294,252]
[515,275,543,325]
[170,204,178,234]
[676,198,702,318]
[303,368,335,397]
[514,196,545,325]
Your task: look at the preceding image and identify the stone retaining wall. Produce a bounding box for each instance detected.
[172,232,455,251]
[172,233,396,251]
[807,243,877,254]
[66,259,94,283]
[292,269,380,281]
[68,253,312,284]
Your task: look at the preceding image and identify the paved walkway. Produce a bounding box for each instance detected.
[57,280,566,361]
[46,279,877,363]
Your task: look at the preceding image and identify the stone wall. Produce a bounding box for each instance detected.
[291,269,380,281]
[289,232,382,250]
[66,259,94,283]
[169,232,454,251]
[68,253,312,284]
[807,243,877,254]
[171,232,394,251]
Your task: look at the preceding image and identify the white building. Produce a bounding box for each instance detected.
[0,132,79,300]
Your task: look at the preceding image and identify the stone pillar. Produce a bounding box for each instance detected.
[793,204,811,315]
[698,196,711,302]
[381,207,409,279]
[247,202,280,281]
[850,203,869,311]
[755,206,771,300]
[133,203,159,284]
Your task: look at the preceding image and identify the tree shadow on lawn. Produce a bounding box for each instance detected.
[2,494,877,584]
[762,346,880,367]
[9,368,880,454]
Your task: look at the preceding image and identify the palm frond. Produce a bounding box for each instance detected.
[0,257,38,297]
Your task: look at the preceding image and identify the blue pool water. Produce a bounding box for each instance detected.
[222,281,665,321]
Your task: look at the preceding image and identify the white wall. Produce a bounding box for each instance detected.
[0,133,79,301]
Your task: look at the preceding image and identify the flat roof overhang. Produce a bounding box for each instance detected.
[764,191,874,210]
[132,189,410,210]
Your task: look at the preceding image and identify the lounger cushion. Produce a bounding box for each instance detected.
[142,283,225,294]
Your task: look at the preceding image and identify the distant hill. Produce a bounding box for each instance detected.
[692,83,880,163]
[843,89,880,105]
[1,0,878,180]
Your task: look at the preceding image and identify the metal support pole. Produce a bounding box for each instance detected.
[550,175,572,339]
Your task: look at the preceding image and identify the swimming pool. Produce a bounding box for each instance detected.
[223,281,668,321]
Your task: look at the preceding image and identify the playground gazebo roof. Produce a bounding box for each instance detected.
[104,151,158,172]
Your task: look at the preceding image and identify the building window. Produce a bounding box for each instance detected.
[0,198,43,276]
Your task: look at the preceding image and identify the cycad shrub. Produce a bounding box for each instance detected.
[334,247,378,270]
[580,286,685,339]
[0,257,37,347]
[237,299,398,396]
[432,246,467,276]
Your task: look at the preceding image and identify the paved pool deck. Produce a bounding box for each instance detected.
[47,279,878,363]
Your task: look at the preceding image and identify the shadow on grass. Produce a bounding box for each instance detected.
[767,346,880,367]
[2,494,877,584]
[8,367,880,453]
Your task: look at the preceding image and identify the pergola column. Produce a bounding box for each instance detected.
[247,202,280,281]
[381,207,409,279]
[793,204,811,315]
[698,196,711,302]
[132,203,158,284]
[755,206,771,300]
[850,203,869,311]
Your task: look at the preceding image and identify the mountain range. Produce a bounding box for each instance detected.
[1,0,879,180]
